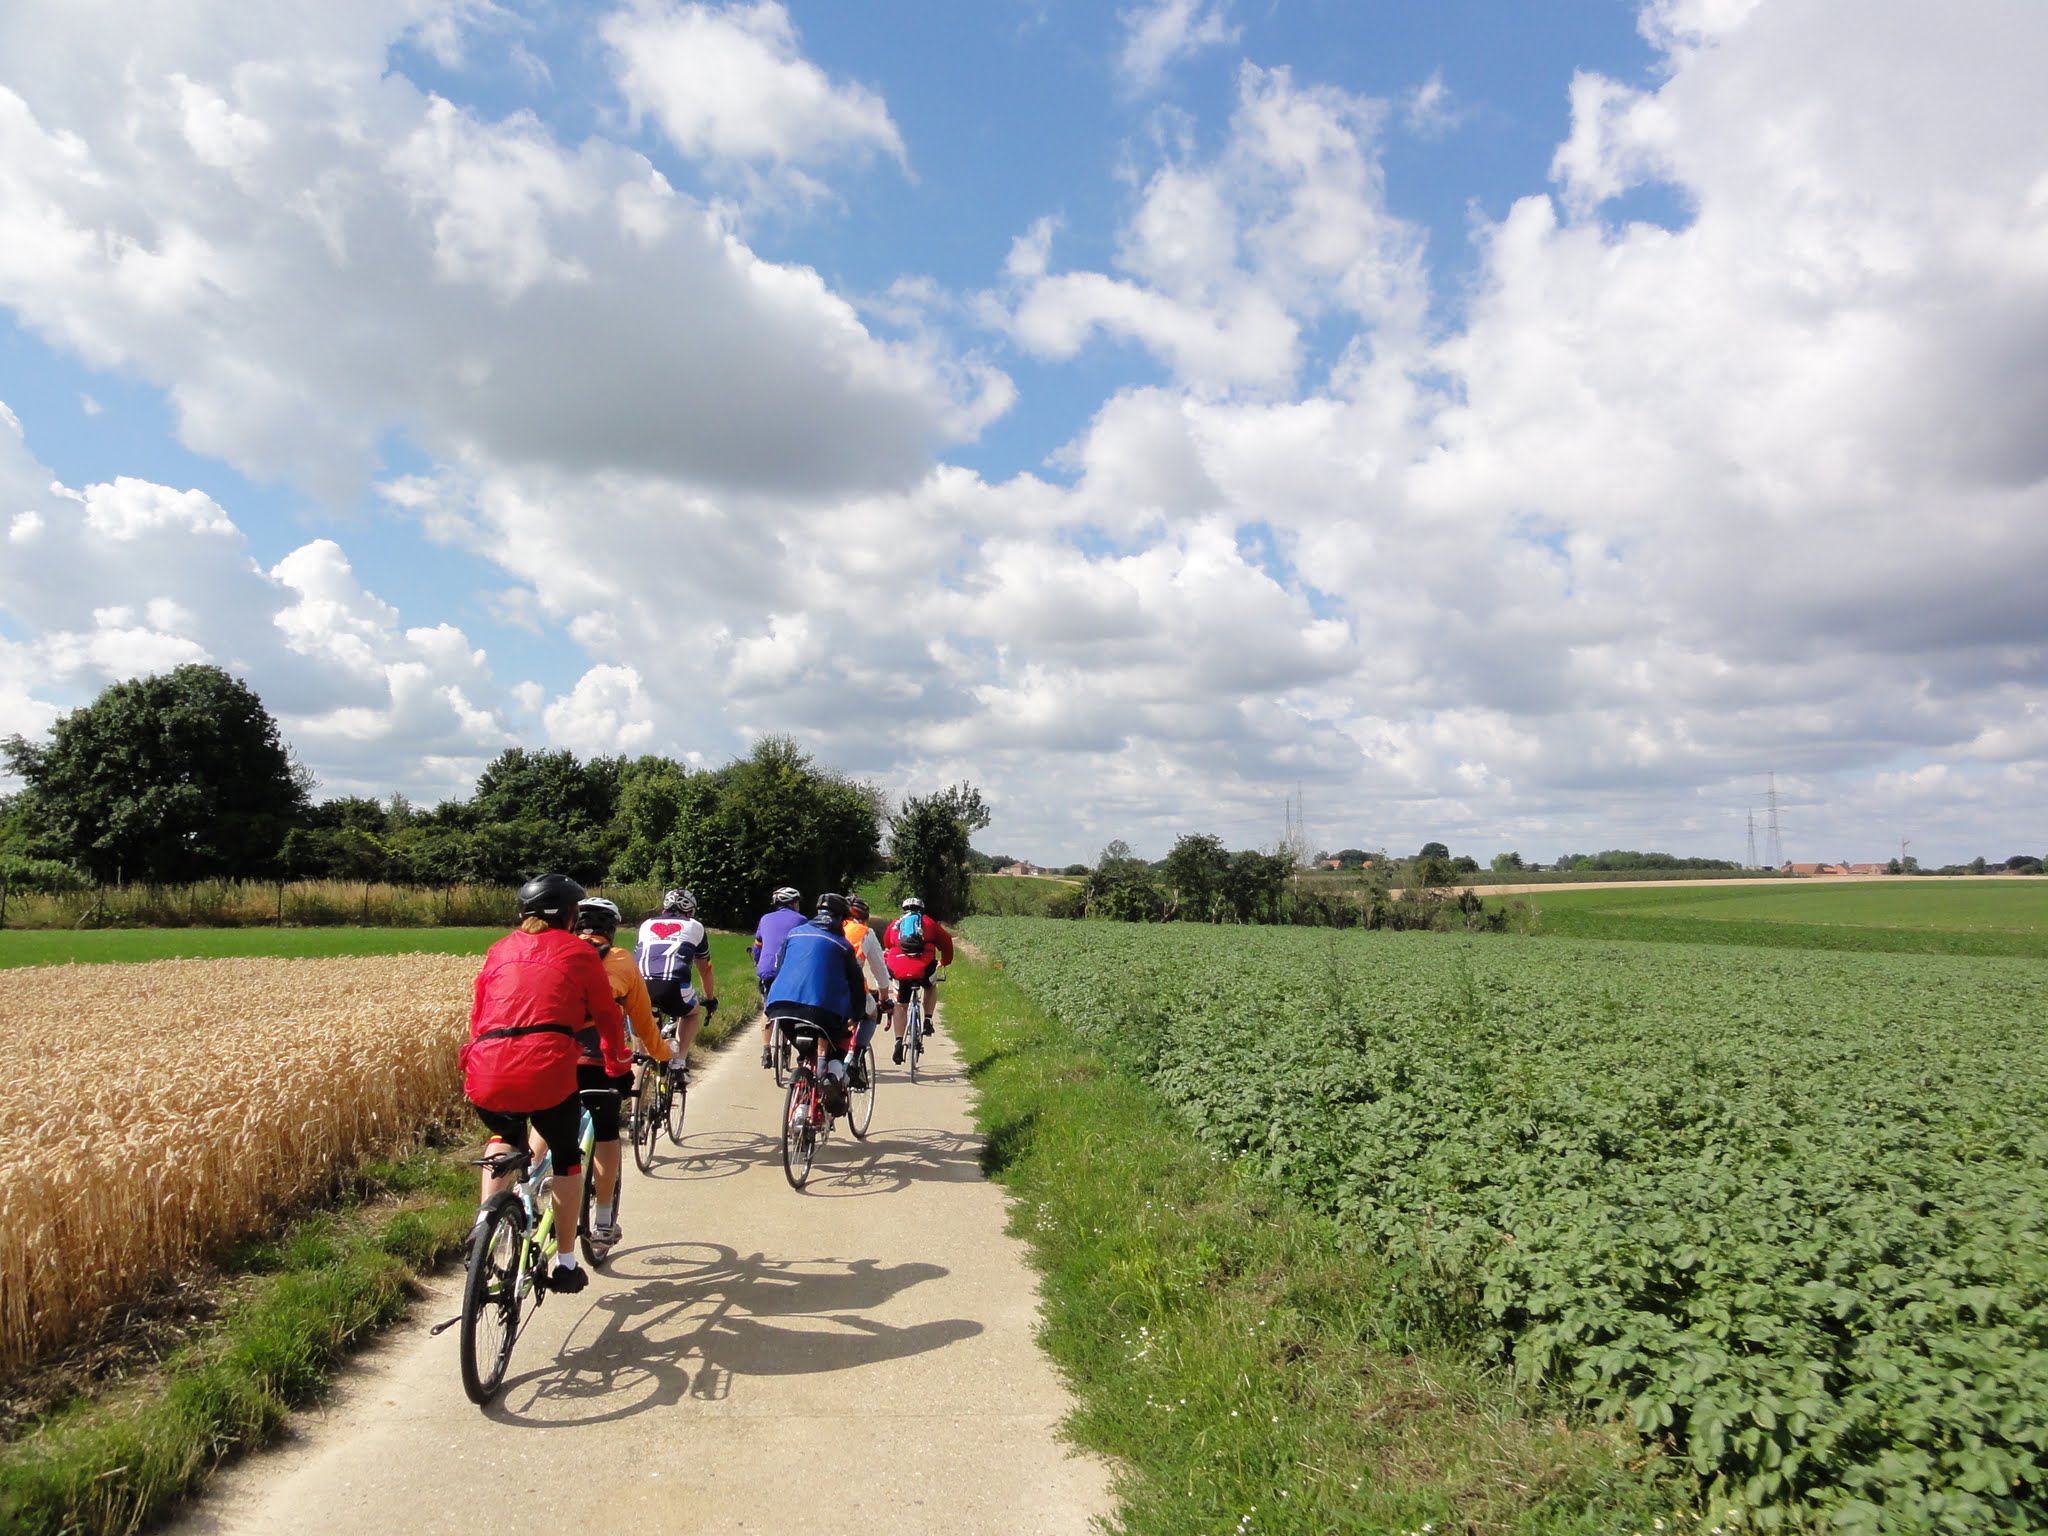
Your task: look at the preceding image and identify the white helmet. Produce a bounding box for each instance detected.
[901,895,925,912]
[772,885,800,906]
[662,888,697,916]
[574,896,622,937]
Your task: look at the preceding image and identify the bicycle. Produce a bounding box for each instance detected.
[452,1097,603,1406]
[628,1049,667,1173]
[900,970,942,1082]
[775,1018,875,1189]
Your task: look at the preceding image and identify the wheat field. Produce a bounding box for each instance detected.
[0,954,476,1369]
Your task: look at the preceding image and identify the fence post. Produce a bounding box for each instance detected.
[277,880,285,928]
[0,872,8,929]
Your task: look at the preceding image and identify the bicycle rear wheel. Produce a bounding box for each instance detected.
[907,996,923,1082]
[460,1193,525,1405]
[631,1068,663,1173]
[782,1071,818,1189]
[665,1061,689,1143]
[846,1043,876,1139]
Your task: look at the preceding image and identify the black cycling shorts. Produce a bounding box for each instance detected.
[646,976,698,1017]
[473,1091,583,1177]
[577,1064,625,1141]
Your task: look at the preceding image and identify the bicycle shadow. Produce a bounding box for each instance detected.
[792,1125,986,1197]
[630,1127,774,1182]
[485,1240,976,1427]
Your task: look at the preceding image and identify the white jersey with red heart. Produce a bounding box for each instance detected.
[634,915,708,982]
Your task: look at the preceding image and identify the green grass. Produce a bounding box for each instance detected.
[0,1146,477,1536]
[1524,879,2048,957]
[0,925,764,973]
[944,954,1692,1535]
[0,926,504,968]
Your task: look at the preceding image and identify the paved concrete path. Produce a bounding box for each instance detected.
[175,1016,1115,1536]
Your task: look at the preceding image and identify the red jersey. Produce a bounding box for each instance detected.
[883,914,954,980]
[463,927,624,1113]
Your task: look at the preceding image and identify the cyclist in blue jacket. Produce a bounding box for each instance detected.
[763,893,867,1095]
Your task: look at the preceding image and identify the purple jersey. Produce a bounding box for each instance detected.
[752,906,808,981]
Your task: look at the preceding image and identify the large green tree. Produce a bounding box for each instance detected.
[2,664,311,882]
[889,782,992,921]
[1161,832,1229,921]
[666,736,883,924]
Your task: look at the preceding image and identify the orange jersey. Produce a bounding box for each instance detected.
[597,940,670,1063]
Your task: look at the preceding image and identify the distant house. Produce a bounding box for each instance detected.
[1782,862,1848,876]
[996,861,1049,877]
[1845,863,1889,875]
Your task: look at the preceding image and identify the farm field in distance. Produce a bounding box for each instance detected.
[0,924,762,971]
[1519,876,2048,957]
[964,909,2048,1531]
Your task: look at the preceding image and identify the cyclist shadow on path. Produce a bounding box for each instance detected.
[486,1240,979,1429]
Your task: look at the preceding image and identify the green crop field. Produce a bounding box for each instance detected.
[0,925,762,977]
[1523,878,2048,958]
[965,916,2048,1531]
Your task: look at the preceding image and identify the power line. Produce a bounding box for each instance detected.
[1765,772,1783,868]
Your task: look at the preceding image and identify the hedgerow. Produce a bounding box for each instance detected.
[965,918,2048,1532]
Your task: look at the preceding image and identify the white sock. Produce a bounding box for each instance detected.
[594,1204,614,1227]
[555,1252,579,1271]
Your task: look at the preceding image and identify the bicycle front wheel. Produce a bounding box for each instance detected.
[632,1068,663,1173]
[847,1043,876,1140]
[460,1193,525,1405]
[782,1071,817,1190]
[665,1062,689,1143]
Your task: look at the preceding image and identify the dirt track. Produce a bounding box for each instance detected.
[171,1019,1114,1536]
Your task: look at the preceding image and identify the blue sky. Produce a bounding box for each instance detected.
[1,0,2043,865]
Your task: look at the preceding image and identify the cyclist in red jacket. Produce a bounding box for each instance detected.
[462,872,623,1294]
[882,896,953,1063]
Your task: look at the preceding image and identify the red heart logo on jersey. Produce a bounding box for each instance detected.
[649,922,682,938]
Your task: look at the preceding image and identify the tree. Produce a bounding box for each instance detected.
[890,782,993,922]
[3,664,311,883]
[666,736,883,925]
[1084,839,1165,921]
[1218,847,1291,923]
[1417,841,1451,860]
[1161,832,1230,921]
[1491,851,1525,873]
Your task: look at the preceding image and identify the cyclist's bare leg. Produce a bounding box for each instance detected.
[480,1138,519,1204]
[552,1167,583,1256]
[675,1003,704,1060]
[593,1138,621,1209]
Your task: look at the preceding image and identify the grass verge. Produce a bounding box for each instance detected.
[941,956,1697,1536]
[0,1144,477,1536]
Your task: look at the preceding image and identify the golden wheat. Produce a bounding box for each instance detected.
[0,954,477,1369]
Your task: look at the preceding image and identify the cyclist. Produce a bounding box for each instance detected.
[762,892,866,1104]
[843,895,892,1087]
[751,884,807,1068]
[462,872,622,1294]
[575,896,670,1260]
[634,888,717,1077]
[883,895,954,1063]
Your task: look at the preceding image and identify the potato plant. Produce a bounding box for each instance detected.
[966,918,2048,1532]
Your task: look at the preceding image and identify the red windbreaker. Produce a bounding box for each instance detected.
[883,915,954,981]
[463,927,624,1113]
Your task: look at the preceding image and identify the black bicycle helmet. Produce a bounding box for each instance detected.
[816,891,851,924]
[848,895,870,920]
[516,872,585,926]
